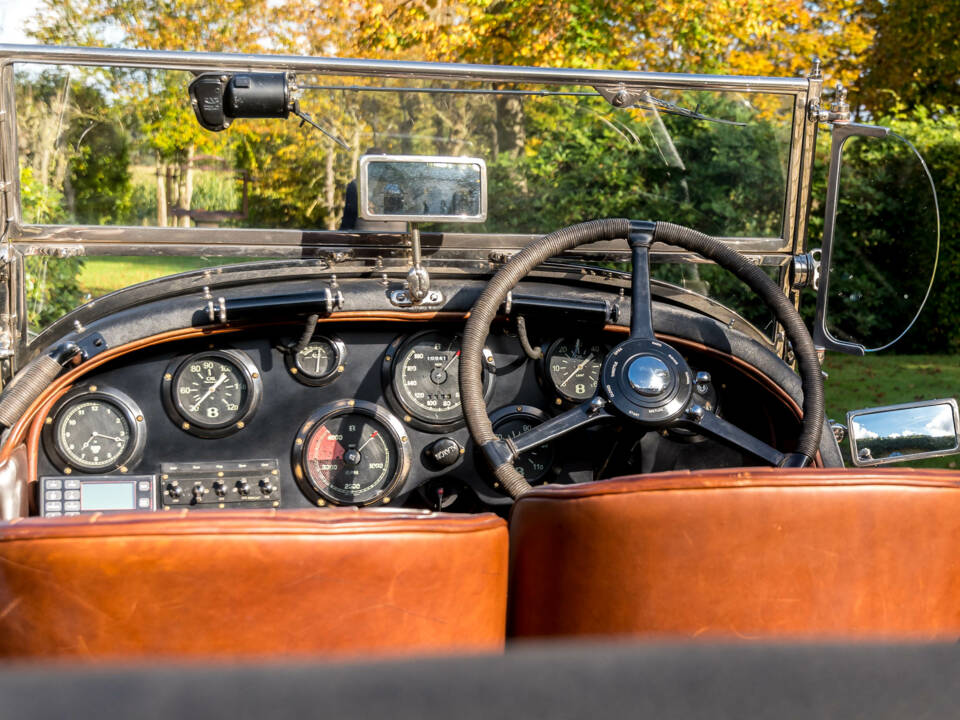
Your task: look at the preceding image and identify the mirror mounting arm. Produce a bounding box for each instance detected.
[405,225,431,304]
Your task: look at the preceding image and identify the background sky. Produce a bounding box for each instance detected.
[0,0,41,44]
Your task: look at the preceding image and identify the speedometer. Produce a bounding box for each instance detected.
[384,330,495,430]
[292,400,411,506]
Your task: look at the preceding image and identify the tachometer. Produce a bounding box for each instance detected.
[163,349,262,437]
[543,337,606,403]
[44,386,146,473]
[292,400,411,506]
[384,330,495,430]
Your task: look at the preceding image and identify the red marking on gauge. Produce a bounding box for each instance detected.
[306,426,345,478]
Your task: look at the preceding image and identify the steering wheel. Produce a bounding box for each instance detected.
[460,219,825,499]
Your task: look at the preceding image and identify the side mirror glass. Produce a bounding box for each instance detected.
[847,399,960,466]
[813,123,940,355]
[357,155,487,223]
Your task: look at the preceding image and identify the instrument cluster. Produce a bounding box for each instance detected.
[37,323,725,515]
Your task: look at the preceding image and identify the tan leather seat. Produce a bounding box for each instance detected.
[0,508,507,660]
[509,467,960,640]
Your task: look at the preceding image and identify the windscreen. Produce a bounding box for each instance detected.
[14,62,796,333]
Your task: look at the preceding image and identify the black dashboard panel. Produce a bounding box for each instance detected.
[37,313,799,515]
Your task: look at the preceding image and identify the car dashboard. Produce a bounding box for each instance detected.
[30,274,805,518]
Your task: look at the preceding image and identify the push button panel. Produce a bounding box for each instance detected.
[160,459,280,509]
[39,475,156,517]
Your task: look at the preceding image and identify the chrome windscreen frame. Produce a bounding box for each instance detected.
[0,44,824,372]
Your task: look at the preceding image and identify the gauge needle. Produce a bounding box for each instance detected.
[357,431,378,452]
[90,431,122,443]
[191,373,227,411]
[559,354,594,387]
[315,351,322,374]
[442,350,461,372]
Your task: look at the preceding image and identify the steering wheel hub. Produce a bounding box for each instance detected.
[601,338,693,425]
[626,355,671,396]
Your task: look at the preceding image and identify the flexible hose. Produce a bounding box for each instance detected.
[0,355,64,429]
[462,218,825,499]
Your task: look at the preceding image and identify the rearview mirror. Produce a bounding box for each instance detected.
[847,399,960,466]
[357,155,487,223]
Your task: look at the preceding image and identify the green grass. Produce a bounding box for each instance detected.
[78,256,244,297]
[823,353,960,469]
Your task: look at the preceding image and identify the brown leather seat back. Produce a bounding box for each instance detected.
[509,468,960,640]
[0,509,508,660]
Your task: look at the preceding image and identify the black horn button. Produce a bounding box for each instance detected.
[601,339,693,425]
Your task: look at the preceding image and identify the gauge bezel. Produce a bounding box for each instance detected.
[162,348,263,438]
[291,399,412,506]
[540,336,609,405]
[285,334,347,387]
[43,385,146,474]
[382,329,495,432]
[487,404,554,486]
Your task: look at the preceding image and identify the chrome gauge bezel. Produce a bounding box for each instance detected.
[487,404,555,486]
[43,385,146,474]
[291,399,411,506]
[540,336,609,405]
[382,329,496,432]
[285,334,347,387]
[162,348,263,438]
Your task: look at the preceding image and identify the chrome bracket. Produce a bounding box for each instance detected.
[808,82,851,124]
[791,249,821,290]
[405,225,431,304]
[388,288,444,308]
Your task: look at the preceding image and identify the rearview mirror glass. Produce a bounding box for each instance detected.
[357,155,487,223]
[847,399,960,466]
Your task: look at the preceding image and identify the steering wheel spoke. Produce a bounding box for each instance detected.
[629,221,656,340]
[675,405,785,466]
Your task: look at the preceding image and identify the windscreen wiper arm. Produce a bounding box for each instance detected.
[594,85,746,126]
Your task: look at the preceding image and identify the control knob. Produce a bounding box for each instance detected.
[259,478,275,495]
[236,479,251,497]
[212,480,227,497]
[167,483,183,500]
[192,484,208,501]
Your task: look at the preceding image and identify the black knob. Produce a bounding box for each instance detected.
[259,478,275,495]
[424,438,463,470]
[236,480,251,496]
[192,484,208,500]
[167,483,183,499]
[212,480,227,497]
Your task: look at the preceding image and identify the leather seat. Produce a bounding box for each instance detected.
[509,467,960,640]
[0,508,507,660]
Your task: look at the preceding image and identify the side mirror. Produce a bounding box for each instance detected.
[847,399,960,466]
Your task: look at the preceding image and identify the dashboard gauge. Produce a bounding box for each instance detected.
[292,400,411,506]
[44,386,145,473]
[543,337,607,403]
[163,349,262,438]
[286,334,346,387]
[384,330,495,431]
[489,405,554,485]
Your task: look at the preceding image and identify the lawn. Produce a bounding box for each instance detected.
[78,257,959,469]
[823,353,960,469]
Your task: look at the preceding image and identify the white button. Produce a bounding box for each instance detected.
[64,479,80,489]
[138,481,151,491]
[63,490,80,500]
[45,511,62,517]
[45,479,63,489]
[64,511,80,516]
[64,501,81,511]
[45,501,62,511]
[45,490,62,500]
[137,498,150,509]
